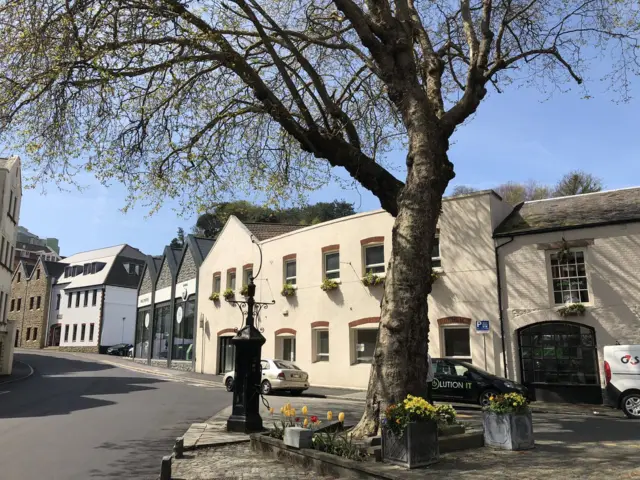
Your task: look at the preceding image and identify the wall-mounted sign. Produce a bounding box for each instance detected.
[144,313,150,328]
[176,306,184,324]
[182,284,188,301]
[475,320,490,334]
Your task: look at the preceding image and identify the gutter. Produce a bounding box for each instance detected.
[494,217,639,238]
[494,236,514,378]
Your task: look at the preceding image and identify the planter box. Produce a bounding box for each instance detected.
[482,411,534,451]
[382,421,439,469]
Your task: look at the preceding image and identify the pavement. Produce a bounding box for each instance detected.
[0,350,232,480]
[0,360,33,385]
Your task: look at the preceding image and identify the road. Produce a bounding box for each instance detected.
[0,350,230,480]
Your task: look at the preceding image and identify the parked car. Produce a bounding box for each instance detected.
[432,358,531,406]
[603,344,640,419]
[224,359,310,395]
[106,343,133,356]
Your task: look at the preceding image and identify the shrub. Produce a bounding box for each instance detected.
[320,279,339,291]
[484,392,529,414]
[281,283,296,297]
[222,288,235,300]
[361,271,384,287]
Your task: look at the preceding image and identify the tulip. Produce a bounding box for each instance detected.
[338,412,345,423]
[303,418,309,428]
[302,406,308,415]
[269,407,274,415]
[327,411,333,421]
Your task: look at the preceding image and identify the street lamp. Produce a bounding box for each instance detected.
[226,238,274,433]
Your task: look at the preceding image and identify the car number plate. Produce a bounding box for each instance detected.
[291,374,300,378]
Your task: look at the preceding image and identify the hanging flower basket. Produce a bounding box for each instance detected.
[223,288,235,300]
[281,283,296,297]
[320,279,339,292]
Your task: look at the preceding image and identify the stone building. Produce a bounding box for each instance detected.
[7,257,63,349]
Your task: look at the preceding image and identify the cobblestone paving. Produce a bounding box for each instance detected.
[172,443,338,480]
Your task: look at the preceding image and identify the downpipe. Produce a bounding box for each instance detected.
[495,236,514,378]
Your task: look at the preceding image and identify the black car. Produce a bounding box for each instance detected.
[432,358,531,406]
[106,343,133,356]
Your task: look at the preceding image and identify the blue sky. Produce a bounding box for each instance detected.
[14,74,640,258]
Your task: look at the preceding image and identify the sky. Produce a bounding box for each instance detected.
[13,70,640,258]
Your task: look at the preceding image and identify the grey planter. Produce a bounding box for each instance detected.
[483,411,534,451]
[382,421,439,469]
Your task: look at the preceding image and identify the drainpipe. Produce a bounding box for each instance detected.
[495,236,514,378]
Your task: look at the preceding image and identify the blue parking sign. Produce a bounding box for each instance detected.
[475,320,490,333]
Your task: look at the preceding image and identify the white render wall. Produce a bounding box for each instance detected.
[101,286,137,346]
[58,286,102,347]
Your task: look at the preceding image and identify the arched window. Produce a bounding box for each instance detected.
[518,322,598,385]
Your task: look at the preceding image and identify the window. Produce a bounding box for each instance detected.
[227,270,236,290]
[92,289,97,306]
[284,259,297,285]
[550,250,589,304]
[33,328,37,341]
[26,327,31,340]
[17,298,21,311]
[84,291,88,307]
[12,193,17,218]
[75,292,80,307]
[432,234,441,269]
[68,293,72,308]
[83,263,91,275]
[72,324,78,342]
[64,325,69,342]
[81,324,86,341]
[29,297,34,310]
[89,323,95,341]
[36,296,41,309]
[10,299,14,311]
[282,337,296,362]
[314,329,329,362]
[243,267,253,286]
[15,269,19,283]
[213,274,221,293]
[324,252,340,280]
[9,246,13,266]
[56,294,61,310]
[443,327,471,359]
[36,268,40,280]
[353,329,378,364]
[363,245,385,274]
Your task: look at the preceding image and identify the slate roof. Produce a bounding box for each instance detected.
[244,223,304,241]
[494,187,640,237]
[43,261,66,279]
[24,263,34,277]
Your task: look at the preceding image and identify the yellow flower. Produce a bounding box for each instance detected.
[489,396,494,401]
[302,406,308,415]
[280,406,284,414]
[303,418,309,428]
[338,412,345,423]
[396,419,401,424]
[513,403,517,407]
[269,407,274,415]
[327,411,333,421]
[291,408,296,416]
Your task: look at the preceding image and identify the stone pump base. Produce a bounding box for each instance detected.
[482,410,535,451]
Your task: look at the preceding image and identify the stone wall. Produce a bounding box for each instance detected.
[8,264,51,349]
[170,361,194,372]
[139,267,154,295]
[58,345,100,353]
[156,261,173,290]
[177,249,197,284]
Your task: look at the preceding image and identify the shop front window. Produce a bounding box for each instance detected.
[152,304,171,359]
[172,297,195,361]
[135,309,151,358]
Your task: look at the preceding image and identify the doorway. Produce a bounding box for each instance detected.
[218,336,236,373]
[49,325,61,347]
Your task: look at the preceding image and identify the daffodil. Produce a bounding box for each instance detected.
[327,411,333,421]
[269,407,274,415]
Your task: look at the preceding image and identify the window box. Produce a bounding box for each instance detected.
[361,271,384,287]
[431,270,443,283]
[209,292,220,302]
[557,303,586,317]
[240,285,249,297]
[281,283,296,297]
[223,289,235,300]
[320,279,339,292]
[382,421,439,468]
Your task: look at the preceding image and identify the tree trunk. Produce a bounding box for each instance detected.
[351,112,454,438]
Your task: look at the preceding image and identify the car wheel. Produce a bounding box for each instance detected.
[225,377,234,392]
[621,393,640,419]
[290,390,303,396]
[261,380,272,395]
[479,389,499,407]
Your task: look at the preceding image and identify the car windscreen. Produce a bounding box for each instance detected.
[273,360,300,370]
[458,361,492,377]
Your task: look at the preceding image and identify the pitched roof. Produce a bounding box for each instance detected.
[187,235,215,267]
[494,187,640,237]
[24,264,34,277]
[43,261,66,279]
[243,223,304,241]
[15,241,57,254]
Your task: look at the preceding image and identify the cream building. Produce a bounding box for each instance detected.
[0,156,22,375]
[196,191,514,389]
[496,187,640,404]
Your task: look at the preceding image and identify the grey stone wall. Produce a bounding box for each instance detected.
[139,268,154,295]
[156,261,173,290]
[177,248,197,284]
[170,361,194,372]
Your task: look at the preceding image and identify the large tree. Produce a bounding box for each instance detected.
[554,170,603,197]
[0,0,636,436]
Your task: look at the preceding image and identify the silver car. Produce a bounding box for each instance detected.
[224,359,310,395]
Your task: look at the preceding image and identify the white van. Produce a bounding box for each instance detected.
[603,345,640,419]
